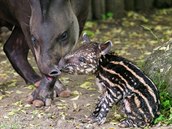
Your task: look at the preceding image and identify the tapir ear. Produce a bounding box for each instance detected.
[82,33,91,43]
[99,40,113,55]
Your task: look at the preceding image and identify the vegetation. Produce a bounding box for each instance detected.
[153,74,172,125]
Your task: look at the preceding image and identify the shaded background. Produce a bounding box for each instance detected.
[88,0,172,20]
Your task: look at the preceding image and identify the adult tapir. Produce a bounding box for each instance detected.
[0,0,89,107]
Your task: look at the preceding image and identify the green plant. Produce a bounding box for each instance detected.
[101,12,113,20]
[153,73,172,125]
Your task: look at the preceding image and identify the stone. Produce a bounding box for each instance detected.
[144,40,172,96]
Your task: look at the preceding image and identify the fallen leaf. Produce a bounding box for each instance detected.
[8,110,16,116]
[3,115,9,119]
[71,90,81,96]
[70,95,80,101]
[24,104,31,108]
[26,84,35,90]
[80,81,96,91]
[73,102,77,110]
[84,103,91,107]
[0,95,5,100]
[57,103,67,110]
[16,90,23,94]
[59,77,70,84]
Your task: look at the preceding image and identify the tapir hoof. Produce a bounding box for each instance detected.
[54,79,71,98]
[32,100,45,107]
[58,88,71,97]
[27,88,54,107]
[27,89,71,107]
[27,76,55,107]
[27,77,71,107]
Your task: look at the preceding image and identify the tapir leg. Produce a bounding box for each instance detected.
[72,0,90,35]
[3,26,69,104]
[3,27,41,84]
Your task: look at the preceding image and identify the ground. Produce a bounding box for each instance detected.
[0,9,172,129]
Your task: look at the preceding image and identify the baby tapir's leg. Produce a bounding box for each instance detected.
[90,87,122,125]
[119,94,147,128]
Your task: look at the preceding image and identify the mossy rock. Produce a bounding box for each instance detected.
[144,40,172,96]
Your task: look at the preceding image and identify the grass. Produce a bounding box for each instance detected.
[153,74,172,125]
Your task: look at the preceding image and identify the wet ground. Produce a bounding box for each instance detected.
[0,9,172,129]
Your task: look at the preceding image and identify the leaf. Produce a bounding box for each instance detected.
[155,25,162,31]
[59,99,66,103]
[84,103,91,107]
[154,115,165,124]
[32,110,39,115]
[59,112,66,120]
[26,84,35,90]
[162,100,171,108]
[6,91,13,94]
[71,90,81,96]
[0,95,5,100]
[13,101,22,106]
[21,110,27,114]
[3,115,9,119]
[73,102,77,110]
[24,104,31,108]
[80,81,96,90]
[169,113,172,120]
[57,103,67,110]
[8,111,16,116]
[80,81,91,88]
[8,81,17,87]
[70,95,79,101]
[16,90,23,94]
[59,77,70,84]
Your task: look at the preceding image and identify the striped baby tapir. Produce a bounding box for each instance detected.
[59,34,160,128]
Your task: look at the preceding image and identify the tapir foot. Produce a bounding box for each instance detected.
[35,79,71,98]
[27,77,71,107]
[27,76,56,107]
[54,79,71,98]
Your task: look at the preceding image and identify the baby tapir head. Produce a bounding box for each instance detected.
[59,34,112,74]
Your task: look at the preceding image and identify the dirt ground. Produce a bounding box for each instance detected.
[1,9,172,129]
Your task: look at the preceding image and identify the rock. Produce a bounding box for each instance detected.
[144,40,172,96]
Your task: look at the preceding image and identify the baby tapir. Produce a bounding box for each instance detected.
[59,34,160,128]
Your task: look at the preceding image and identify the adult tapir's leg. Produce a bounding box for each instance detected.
[3,26,41,84]
[71,0,90,35]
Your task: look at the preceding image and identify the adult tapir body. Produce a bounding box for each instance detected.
[0,0,89,106]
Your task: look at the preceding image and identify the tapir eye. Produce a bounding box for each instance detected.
[31,35,37,45]
[59,31,68,41]
[79,56,86,63]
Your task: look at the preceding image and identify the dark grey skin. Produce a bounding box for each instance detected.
[0,0,89,106]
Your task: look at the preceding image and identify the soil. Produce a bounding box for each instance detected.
[1,9,172,129]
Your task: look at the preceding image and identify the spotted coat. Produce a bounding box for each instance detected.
[60,40,160,128]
